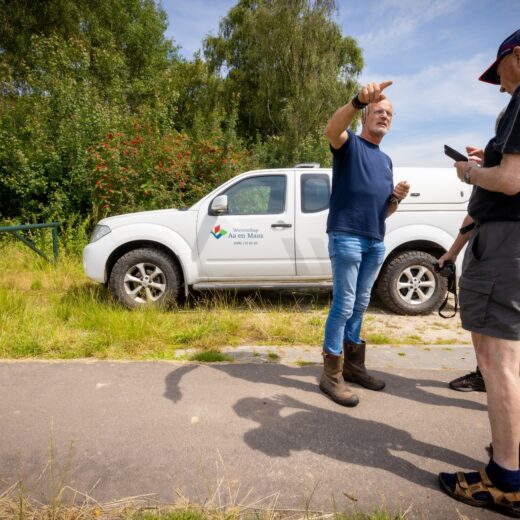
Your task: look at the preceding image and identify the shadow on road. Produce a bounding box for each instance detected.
[165,363,486,412]
[232,393,480,491]
[164,363,484,491]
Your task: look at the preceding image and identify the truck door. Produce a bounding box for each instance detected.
[197,173,296,279]
[295,172,331,277]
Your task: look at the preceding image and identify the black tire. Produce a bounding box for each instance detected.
[109,248,181,309]
[376,250,447,315]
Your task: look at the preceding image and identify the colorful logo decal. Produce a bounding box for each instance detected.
[210,225,228,239]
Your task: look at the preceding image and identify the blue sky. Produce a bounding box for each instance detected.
[161,0,517,167]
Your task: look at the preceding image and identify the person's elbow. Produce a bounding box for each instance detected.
[324,122,335,142]
[324,125,346,150]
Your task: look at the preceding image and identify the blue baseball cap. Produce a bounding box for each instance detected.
[479,29,520,84]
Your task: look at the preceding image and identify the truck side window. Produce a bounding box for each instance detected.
[301,174,330,213]
[225,175,286,215]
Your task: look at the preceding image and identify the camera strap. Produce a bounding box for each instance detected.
[438,265,458,318]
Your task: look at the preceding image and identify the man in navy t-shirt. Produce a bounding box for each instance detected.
[319,81,410,407]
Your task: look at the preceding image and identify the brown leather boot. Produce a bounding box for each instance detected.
[319,352,359,407]
[343,340,385,391]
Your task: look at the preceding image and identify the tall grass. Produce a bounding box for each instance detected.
[0,243,333,359]
[0,425,408,520]
[0,242,463,359]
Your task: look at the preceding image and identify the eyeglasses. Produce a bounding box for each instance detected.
[371,108,393,118]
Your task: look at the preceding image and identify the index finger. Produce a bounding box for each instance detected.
[379,80,393,91]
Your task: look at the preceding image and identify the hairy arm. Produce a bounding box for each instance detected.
[324,102,358,149]
[438,213,475,267]
[386,180,410,217]
[457,154,520,195]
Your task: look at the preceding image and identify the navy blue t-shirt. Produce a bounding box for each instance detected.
[326,130,393,240]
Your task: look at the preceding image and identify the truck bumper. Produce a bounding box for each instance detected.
[83,237,115,284]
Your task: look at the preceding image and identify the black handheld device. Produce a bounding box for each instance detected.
[433,260,455,277]
[444,144,468,162]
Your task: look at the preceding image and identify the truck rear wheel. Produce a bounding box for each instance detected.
[376,250,447,315]
[109,248,181,309]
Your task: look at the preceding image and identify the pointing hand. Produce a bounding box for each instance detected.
[358,81,393,104]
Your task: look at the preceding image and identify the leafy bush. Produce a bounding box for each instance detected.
[0,0,362,231]
[87,113,258,220]
[0,35,127,223]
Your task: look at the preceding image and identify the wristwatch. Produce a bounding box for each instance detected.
[389,196,401,205]
[351,94,368,110]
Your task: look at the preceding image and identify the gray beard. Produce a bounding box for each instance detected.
[370,128,387,138]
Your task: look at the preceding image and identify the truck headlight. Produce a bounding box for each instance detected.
[90,224,111,243]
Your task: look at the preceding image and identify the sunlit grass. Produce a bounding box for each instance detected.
[0,244,331,359]
[0,243,462,360]
[188,350,233,362]
[0,419,408,520]
[296,360,317,366]
[267,350,281,361]
[436,338,458,345]
[403,334,423,344]
[365,333,396,345]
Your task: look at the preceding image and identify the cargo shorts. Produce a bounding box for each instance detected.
[459,221,520,340]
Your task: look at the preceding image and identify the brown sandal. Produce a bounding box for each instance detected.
[439,469,520,518]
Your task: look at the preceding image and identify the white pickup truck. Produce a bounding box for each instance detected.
[83,164,470,314]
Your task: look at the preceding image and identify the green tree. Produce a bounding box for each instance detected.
[204,0,363,165]
[167,55,226,133]
[0,35,125,221]
[0,0,174,105]
[0,0,184,223]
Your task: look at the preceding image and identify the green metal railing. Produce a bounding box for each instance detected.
[0,222,61,263]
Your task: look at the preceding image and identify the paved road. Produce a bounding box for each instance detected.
[0,345,497,519]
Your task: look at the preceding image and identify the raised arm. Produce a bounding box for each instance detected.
[324,81,393,150]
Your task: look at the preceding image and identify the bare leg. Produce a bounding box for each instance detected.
[474,332,520,470]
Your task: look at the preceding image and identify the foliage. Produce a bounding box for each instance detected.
[204,0,363,165]
[0,0,364,227]
[87,113,257,220]
[0,34,126,222]
[167,56,226,133]
[0,0,174,96]
[0,0,180,225]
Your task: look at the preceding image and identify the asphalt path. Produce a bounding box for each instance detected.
[0,346,497,519]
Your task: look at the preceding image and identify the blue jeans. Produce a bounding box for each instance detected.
[323,232,385,356]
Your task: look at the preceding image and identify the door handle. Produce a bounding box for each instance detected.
[271,222,292,228]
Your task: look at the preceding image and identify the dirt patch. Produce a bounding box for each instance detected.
[363,302,471,345]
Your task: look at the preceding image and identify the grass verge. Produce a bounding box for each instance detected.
[0,488,408,520]
[0,244,466,359]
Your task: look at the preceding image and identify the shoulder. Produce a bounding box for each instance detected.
[330,129,355,157]
[496,90,520,154]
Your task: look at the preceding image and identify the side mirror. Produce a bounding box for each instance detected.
[209,195,228,215]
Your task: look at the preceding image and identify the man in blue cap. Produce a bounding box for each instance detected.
[438,29,520,517]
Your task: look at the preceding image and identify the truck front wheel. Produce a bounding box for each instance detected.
[109,248,181,309]
[376,251,447,315]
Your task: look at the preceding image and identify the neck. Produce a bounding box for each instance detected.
[360,129,384,146]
